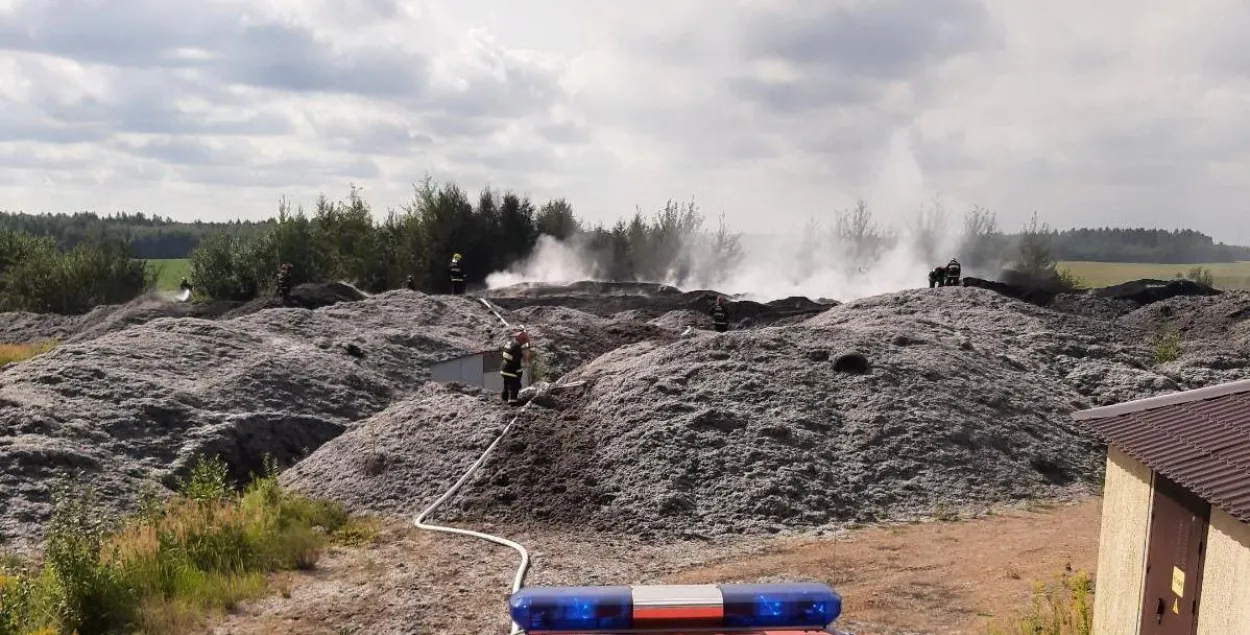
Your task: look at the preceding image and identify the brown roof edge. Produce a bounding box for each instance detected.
[1072,378,1250,421]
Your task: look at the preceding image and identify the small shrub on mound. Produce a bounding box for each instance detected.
[1151,326,1183,365]
[0,456,374,635]
[0,341,57,366]
[986,568,1093,635]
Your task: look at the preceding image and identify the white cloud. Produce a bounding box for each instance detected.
[1,0,1249,243]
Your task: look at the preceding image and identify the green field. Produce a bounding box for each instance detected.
[1058,260,1250,290]
[144,258,190,290]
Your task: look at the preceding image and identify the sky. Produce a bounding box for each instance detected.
[1,0,1249,244]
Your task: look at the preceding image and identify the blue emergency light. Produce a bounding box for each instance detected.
[508,582,841,633]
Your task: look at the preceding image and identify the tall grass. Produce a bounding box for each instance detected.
[0,341,57,366]
[986,569,1094,635]
[0,455,373,635]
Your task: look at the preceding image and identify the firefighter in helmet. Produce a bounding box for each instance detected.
[944,258,962,286]
[449,253,465,295]
[500,330,532,405]
[275,263,294,303]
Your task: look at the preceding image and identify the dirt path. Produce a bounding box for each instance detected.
[669,499,1101,634]
[210,499,1101,635]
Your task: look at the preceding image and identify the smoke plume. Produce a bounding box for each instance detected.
[486,130,1005,301]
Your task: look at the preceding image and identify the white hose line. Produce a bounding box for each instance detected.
[413,295,533,634]
[479,297,512,328]
[412,399,535,634]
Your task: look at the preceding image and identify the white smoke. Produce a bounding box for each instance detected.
[483,234,593,289]
[485,129,980,302]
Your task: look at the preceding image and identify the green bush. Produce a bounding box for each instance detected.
[1151,327,1183,364]
[0,231,152,314]
[1055,267,1087,291]
[41,483,135,635]
[1185,266,1215,287]
[0,455,374,635]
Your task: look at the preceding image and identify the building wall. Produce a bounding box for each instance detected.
[430,351,535,392]
[430,354,484,385]
[1092,447,1155,635]
[1195,507,1250,635]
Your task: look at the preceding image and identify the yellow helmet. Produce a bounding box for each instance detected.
[452,253,461,261]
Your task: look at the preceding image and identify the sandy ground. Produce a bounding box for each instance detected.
[209,498,1101,635]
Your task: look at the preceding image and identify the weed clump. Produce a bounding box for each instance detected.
[986,568,1093,635]
[1150,326,1183,364]
[0,455,373,635]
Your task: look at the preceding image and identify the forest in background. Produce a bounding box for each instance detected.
[2,180,1248,314]
[2,206,1247,265]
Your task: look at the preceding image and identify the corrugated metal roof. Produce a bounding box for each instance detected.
[1072,381,1250,523]
[1072,378,1250,420]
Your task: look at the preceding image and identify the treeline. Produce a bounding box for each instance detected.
[5,207,1247,266]
[187,180,743,300]
[0,179,746,313]
[1038,228,1250,263]
[0,211,271,259]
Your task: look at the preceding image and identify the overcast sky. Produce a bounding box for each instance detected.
[2,0,1248,242]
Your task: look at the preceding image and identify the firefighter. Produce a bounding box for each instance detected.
[449,253,465,295]
[275,263,293,303]
[405,274,416,291]
[500,330,532,406]
[944,258,962,286]
[928,267,941,288]
[709,296,730,332]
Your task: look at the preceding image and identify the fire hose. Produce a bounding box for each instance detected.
[411,398,537,635]
[413,297,843,635]
[411,296,535,634]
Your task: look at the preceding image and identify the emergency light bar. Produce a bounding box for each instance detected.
[508,583,841,633]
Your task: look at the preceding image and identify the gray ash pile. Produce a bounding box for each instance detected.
[0,282,368,347]
[8,277,1250,549]
[505,305,677,377]
[285,287,1244,539]
[0,291,503,547]
[1113,290,1250,387]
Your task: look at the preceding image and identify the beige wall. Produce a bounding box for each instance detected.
[1092,447,1154,635]
[1195,507,1250,635]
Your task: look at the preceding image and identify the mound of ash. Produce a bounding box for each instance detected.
[963,270,1221,319]
[505,306,677,377]
[962,276,1064,306]
[0,283,369,346]
[0,291,513,548]
[286,287,1247,539]
[1114,291,1250,386]
[219,282,367,319]
[0,297,239,345]
[484,281,835,327]
[1091,278,1221,305]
